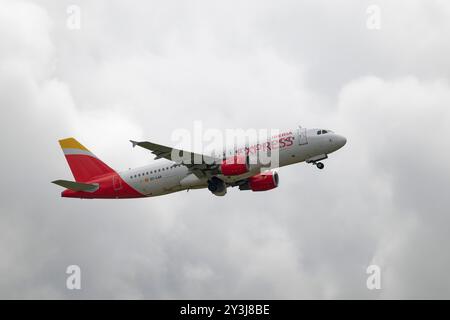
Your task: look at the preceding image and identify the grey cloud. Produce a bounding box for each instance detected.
[0,0,449,299]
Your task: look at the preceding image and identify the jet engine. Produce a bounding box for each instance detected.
[241,171,279,192]
[220,155,249,176]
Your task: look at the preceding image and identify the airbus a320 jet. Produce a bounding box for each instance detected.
[52,127,346,198]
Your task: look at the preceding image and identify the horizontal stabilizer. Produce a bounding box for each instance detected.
[51,180,99,192]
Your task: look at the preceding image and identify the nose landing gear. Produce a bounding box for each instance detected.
[306,155,327,170]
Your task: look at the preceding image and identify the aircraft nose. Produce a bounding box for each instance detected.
[335,135,347,148]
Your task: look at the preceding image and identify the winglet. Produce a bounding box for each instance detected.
[130,140,139,148]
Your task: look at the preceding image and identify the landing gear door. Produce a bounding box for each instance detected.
[298,127,308,145]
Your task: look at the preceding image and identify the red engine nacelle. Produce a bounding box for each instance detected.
[221,155,249,176]
[248,171,279,191]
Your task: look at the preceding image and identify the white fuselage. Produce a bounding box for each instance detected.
[120,127,346,197]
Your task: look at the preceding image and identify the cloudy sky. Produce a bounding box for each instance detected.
[1,0,450,299]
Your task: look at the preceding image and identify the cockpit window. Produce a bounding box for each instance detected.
[317,130,321,135]
[322,130,328,134]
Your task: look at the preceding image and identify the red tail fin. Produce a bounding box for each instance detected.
[59,138,115,182]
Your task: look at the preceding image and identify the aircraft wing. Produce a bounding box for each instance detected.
[130,140,221,175]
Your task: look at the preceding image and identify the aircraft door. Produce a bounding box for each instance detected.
[298,127,308,145]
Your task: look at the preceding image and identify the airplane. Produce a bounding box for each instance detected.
[52,127,346,198]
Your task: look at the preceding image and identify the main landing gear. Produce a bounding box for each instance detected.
[207,177,227,196]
